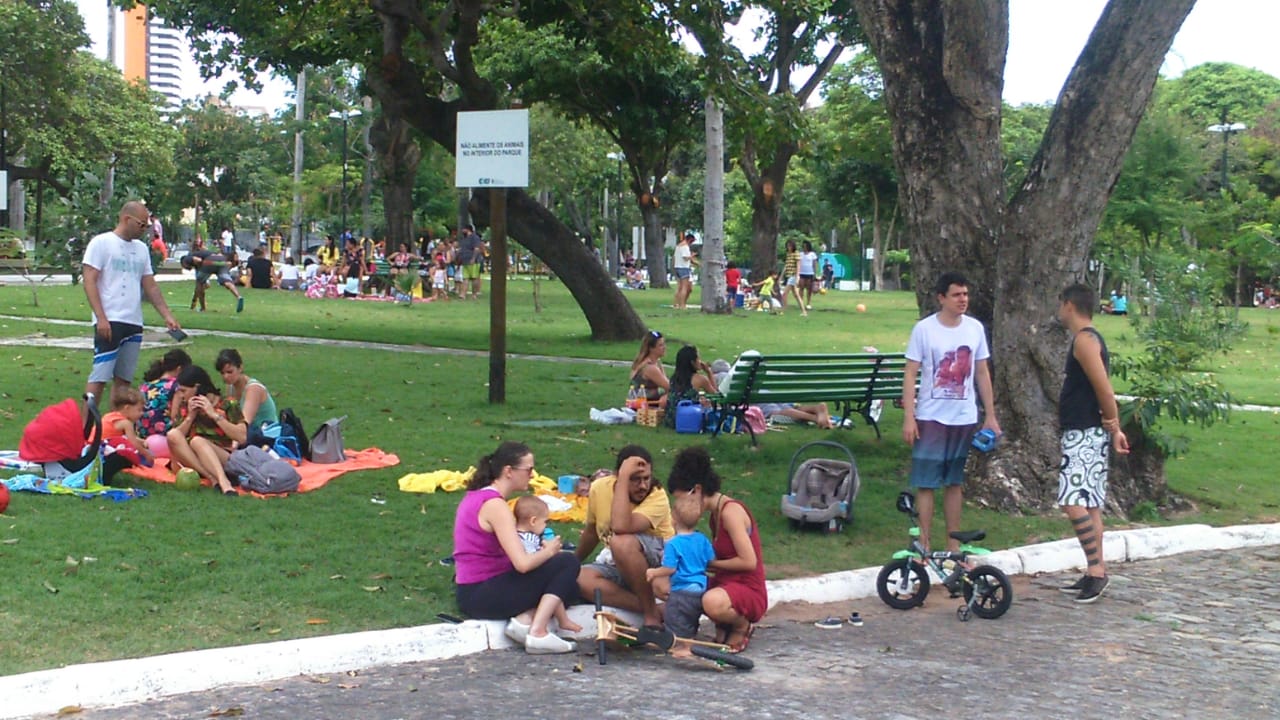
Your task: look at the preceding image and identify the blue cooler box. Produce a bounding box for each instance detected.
[674,400,704,434]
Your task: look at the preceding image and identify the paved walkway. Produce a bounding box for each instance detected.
[66,547,1280,720]
[0,315,630,368]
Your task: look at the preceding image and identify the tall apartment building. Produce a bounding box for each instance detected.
[79,1,190,111]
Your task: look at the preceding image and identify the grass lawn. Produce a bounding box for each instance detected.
[0,277,1276,675]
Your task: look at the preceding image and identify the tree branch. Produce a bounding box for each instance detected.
[796,43,845,106]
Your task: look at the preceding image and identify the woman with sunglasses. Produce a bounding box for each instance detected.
[629,330,671,408]
[453,441,582,654]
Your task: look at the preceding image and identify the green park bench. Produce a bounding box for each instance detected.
[708,351,915,445]
[364,257,392,294]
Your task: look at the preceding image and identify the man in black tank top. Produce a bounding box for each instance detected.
[1056,284,1130,604]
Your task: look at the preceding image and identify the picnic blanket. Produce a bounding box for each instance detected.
[121,447,399,498]
[398,467,587,523]
[0,450,41,473]
[2,462,149,502]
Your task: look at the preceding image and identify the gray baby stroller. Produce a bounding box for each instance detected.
[780,440,860,533]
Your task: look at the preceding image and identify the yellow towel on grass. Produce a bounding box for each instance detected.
[398,467,586,523]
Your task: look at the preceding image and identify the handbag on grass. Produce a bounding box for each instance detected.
[310,416,348,464]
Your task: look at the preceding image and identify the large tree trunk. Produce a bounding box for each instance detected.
[852,1,1006,322]
[640,202,667,290]
[367,3,646,342]
[369,115,422,254]
[701,97,729,314]
[855,0,1196,513]
[742,143,794,282]
[981,0,1196,512]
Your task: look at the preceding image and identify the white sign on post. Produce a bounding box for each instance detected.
[0,171,7,211]
[455,110,530,188]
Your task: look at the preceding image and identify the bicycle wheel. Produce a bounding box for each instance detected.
[962,565,1013,619]
[594,588,608,665]
[691,645,754,670]
[876,558,930,609]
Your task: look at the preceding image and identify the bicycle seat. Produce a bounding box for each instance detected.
[949,530,986,544]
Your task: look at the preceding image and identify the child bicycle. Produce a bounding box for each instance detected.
[592,590,753,670]
[875,491,1013,621]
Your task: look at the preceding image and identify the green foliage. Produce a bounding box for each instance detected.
[1001,102,1051,194]
[1112,249,1241,455]
[1161,62,1280,129]
[1129,501,1162,522]
[1130,250,1247,364]
[0,229,24,259]
[38,173,128,286]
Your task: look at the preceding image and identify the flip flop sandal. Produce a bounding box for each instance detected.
[727,623,756,653]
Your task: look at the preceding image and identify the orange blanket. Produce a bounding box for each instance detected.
[121,448,400,497]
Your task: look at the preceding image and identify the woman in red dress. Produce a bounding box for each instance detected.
[665,446,766,652]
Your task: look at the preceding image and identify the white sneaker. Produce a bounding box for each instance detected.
[504,618,530,645]
[525,631,575,654]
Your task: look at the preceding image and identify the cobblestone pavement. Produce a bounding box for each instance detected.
[57,547,1280,720]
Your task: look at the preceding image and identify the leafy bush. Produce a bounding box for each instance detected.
[0,228,25,259]
[1113,248,1240,456]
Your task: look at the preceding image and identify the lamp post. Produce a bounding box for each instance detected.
[327,108,362,238]
[1,80,8,229]
[1207,119,1247,191]
[607,151,624,271]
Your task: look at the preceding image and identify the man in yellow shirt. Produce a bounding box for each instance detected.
[577,445,674,627]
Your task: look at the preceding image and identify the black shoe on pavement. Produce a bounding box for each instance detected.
[1074,575,1110,604]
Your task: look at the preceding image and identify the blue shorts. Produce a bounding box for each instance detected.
[89,322,143,384]
[909,420,977,489]
[673,267,692,280]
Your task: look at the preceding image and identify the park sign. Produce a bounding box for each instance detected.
[455,110,529,188]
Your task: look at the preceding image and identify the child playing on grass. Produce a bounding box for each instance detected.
[432,256,449,302]
[749,270,786,314]
[646,493,715,654]
[102,386,155,463]
[513,496,582,634]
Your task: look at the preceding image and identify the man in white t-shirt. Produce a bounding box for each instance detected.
[82,201,181,411]
[672,232,698,309]
[902,271,1000,553]
[221,228,235,256]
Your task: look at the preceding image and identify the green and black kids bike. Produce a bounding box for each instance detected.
[876,491,1013,621]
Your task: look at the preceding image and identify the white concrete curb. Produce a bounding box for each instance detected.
[3,521,1276,719]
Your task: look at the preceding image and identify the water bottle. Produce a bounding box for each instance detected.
[542,528,556,543]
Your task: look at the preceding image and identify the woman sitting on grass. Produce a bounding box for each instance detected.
[137,348,193,458]
[664,345,718,429]
[452,441,581,654]
[669,345,718,402]
[628,330,670,407]
[214,348,278,428]
[165,366,246,496]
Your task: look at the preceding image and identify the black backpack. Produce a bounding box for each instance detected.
[278,407,311,461]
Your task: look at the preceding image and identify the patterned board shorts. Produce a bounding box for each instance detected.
[1058,426,1110,508]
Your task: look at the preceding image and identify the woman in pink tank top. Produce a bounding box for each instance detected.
[452,441,582,654]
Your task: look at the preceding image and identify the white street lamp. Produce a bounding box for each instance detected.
[328,108,363,237]
[1207,121,1247,190]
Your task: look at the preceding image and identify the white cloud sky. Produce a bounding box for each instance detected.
[1006,0,1280,105]
[78,1,1280,113]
